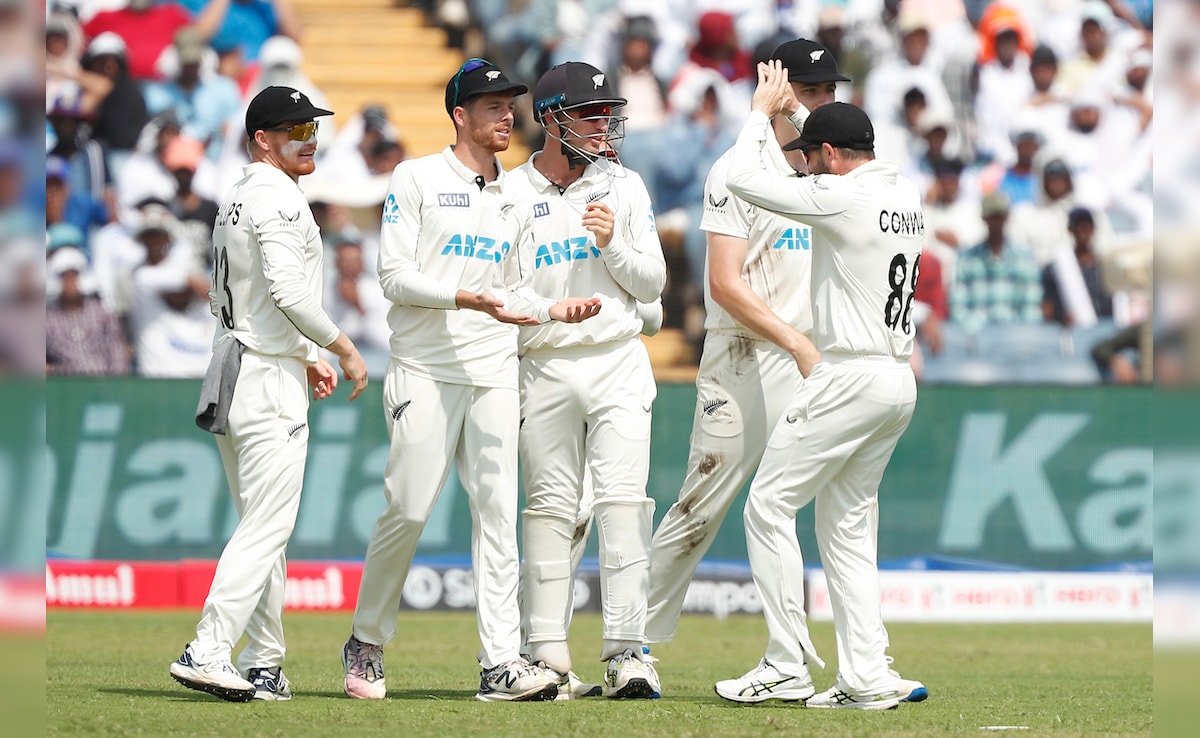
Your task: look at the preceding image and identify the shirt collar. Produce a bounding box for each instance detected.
[524,151,606,194]
[441,145,505,190]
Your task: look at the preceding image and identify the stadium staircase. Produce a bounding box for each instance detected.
[292,0,697,380]
[292,0,529,168]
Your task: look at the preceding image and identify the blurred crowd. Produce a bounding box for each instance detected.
[11,0,1181,384]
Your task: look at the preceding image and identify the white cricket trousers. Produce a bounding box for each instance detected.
[745,355,916,694]
[194,351,309,672]
[645,333,801,643]
[352,363,523,670]
[520,338,656,669]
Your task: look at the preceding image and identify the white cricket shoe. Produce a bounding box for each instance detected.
[246,666,292,701]
[475,659,559,702]
[342,635,386,700]
[886,656,929,703]
[169,645,256,702]
[806,676,928,710]
[714,658,814,704]
[604,649,661,699]
[535,662,603,700]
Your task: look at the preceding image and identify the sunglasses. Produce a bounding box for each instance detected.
[450,58,493,110]
[267,121,318,141]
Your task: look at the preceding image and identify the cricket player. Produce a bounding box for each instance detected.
[716,62,929,709]
[171,86,369,702]
[509,62,666,700]
[341,58,600,703]
[643,40,845,678]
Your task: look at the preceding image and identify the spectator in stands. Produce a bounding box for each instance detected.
[815,5,871,106]
[80,31,150,176]
[996,121,1043,208]
[183,0,303,89]
[46,155,109,255]
[46,92,111,206]
[125,204,213,375]
[949,191,1043,332]
[609,15,667,207]
[1042,206,1113,326]
[162,135,218,270]
[82,0,195,82]
[46,246,131,376]
[46,10,111,120]
[912,247,948,358]
[0,240,44,377]
[863,11,952,128]
[318,103,402,185]
[90,197,172,315]
[1009,151,1113,267]
[1059,87,1140,208]
[1089,321,1145,384]
[1115,45,1153,130]
[324,228,391,362]
[972,6,1033,164]
[144,27,242,160]
[924,156,984,282]
[1018,44,1070,150]
[672,11,756,116]
[116,111,220,222]
[1057,0,1127,98]
[657,69,737,302]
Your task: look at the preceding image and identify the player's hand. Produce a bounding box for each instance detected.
[549,297,602,323]
[307,358,338,400]
[785,330,821,378]
[466,291,541,326]
[583,202,614,248]
[751,60,791,119]
[338,349,369,401]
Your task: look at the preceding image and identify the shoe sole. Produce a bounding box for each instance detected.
[713,684,815,704]
[170,671,256,703]
[607,678,658,699]
[251,692,293,702]
[807,696,902,710]
[474,683,559,702]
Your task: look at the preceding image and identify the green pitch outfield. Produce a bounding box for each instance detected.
[47,611,1150,737]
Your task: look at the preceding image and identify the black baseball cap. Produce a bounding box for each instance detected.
[245,86,333,137]
[770,39,851,84]
[782,102,875,152]
[444,58,528,115]
[533,62,627,115]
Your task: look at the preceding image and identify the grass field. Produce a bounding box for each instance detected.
[46,610,1151,737]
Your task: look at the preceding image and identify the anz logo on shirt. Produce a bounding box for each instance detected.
[771,226,812,251]
[534,237,601,269]
[382,194,401,224]
[440,234,511,263]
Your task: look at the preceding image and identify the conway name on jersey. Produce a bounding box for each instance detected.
[726,111,925,360]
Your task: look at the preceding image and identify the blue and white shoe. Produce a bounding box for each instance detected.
[806,676,928,710]
[246,666,292,701]
[475,658,558,702]
[169,645,256,702]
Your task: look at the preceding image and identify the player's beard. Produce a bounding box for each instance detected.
[281,138,317,177]
[470,123,511,154]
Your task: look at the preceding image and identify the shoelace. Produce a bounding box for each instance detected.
[350,642,384,676]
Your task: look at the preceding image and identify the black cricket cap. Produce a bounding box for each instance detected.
[770,39,851,84]
[533,62,627,115]
[783,102,875,152]
[444,58,528,115]
[245,86,333,137]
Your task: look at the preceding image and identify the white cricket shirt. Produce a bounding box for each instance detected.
[506,154,667,354]
[211,162,339,362]
[378,147,539,389]
[726,111,926,360]
[700,138,814,339]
